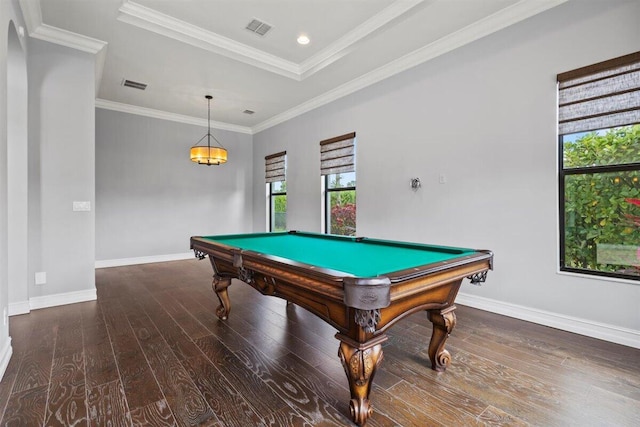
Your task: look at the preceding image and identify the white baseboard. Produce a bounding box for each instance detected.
[28,288,97,311]
[95,252,194,269]
[8,301,30,316]
[456,292,640,349]
[0,337,12,381]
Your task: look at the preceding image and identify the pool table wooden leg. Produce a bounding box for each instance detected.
[336,334,387,426]
[212,274,232,320]
[427,305,457,372]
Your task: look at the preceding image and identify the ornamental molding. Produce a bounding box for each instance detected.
[95,99,253,135]
[19,0,108,96]
[117,0,424,81]
[19,0,107,54]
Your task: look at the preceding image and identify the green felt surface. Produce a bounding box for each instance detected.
[202,232,476,277]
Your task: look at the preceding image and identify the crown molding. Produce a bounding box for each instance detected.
[95,99,253,135]
[19,0,107,54]
[253,0,569,133]
[19,0,107,93]
[298,0,424,79]
[117,0,424,81]
[117,1,301,80]
[31,23,107,54]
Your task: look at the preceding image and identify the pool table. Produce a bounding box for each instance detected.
[190,231,493,426]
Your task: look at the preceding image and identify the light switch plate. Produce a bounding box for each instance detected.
[73,201,91,211]
[35,272,47,285]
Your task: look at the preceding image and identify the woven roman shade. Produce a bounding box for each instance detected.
[265,151,286,183]
[557,51,640,136]
[320,132,355,175]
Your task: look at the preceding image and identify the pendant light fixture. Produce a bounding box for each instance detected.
[190,95,228,166]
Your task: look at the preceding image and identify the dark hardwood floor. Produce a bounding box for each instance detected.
[0,259,639,426]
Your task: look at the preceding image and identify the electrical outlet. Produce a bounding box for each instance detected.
[35,271,47,285]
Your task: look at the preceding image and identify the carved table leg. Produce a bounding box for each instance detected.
[212,275,232,320]
[336,334,387,426]
[427,305,457,372]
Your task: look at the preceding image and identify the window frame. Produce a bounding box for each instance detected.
[265,151,287,232]
[319,132,356,236]
[324,174,356,235]
[557,51,640,282]
[559,145,640,281]
[268,180,287,232]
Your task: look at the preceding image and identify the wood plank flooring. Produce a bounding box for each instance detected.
[0,259,639,426]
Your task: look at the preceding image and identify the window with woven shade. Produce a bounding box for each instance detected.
[558,51,640,281]
[266,151,286,231]
[320,133,356,236]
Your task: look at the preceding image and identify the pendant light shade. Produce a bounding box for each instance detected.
[190,146,227,165]
[190,95,227,166]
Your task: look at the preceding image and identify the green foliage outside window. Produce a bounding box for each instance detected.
[328,173,356,236]
[329,190,356,236]
[563,125,640,277]
[272,195,287,231]
[271,181,287,231]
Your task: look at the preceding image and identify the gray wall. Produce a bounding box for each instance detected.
[28,40,96,299]
[96,109,253,261]
[253,0,640,337]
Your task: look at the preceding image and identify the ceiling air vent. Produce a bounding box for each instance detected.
[246,18,272,36]
[243,109,255,115]
[122,79,147,90]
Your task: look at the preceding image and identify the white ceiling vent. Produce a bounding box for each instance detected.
[246,19,272,36]
[122,79,147,90]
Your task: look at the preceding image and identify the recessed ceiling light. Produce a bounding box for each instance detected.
[297,35,310,45]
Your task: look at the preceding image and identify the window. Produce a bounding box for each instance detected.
[266,151,286,231]
[320,133,356,236]
[558,51,640,280]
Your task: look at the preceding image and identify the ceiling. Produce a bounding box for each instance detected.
[19,0,568,134]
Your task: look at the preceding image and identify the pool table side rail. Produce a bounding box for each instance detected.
[190,235,492,283]
[383,250,493,282]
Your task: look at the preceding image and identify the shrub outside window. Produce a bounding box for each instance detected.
[325,172,356,236]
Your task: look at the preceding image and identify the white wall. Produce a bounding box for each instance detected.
[95,109,254,263]
[1,0,29,380]
[27,40,96,301]
[253,0,640,346]
[7,19,28,311]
